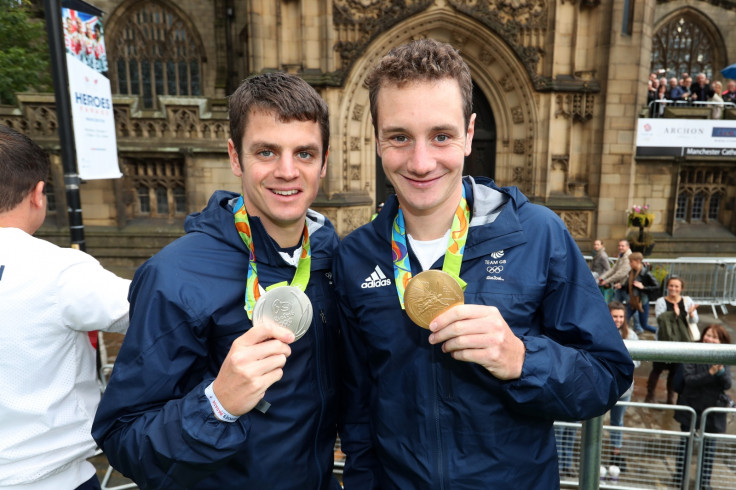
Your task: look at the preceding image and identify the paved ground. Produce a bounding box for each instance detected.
[90,306,736,488]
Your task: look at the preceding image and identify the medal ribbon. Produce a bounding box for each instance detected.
[233,195,311,319]
[392,188,470,309]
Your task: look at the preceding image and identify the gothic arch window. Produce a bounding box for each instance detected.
[124,157,186,219]
[676,167,727,225]
[651,14,717,79]
[109,2,203,108]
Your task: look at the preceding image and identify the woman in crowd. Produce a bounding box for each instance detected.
[646,276,698,404]
[620,252,660,334]
[654,82,668,117]
[608,301,639,471]
[674,324,732,490]
[709,80,724,120]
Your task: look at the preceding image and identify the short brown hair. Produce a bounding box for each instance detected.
[365,38,473,135]
[228,73,329,163]
[0,125,49,213]
[608,301,626,313]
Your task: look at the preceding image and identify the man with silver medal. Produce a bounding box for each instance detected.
[93,73,341,489]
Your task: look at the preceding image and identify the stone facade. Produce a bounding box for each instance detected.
[3,0,736,273]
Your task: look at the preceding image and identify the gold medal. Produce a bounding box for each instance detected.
[404,270,464,329]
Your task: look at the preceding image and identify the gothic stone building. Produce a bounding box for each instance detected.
[3,0,736,275]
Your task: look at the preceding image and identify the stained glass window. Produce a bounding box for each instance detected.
[110,3,202,108]
[651,16,715,79]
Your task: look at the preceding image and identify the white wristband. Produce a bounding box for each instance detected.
[204,382,239,422]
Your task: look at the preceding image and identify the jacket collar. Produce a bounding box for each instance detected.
[371,176,528,262]
[185,190,336,268]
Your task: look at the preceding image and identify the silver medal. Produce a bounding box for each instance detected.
[252,286,312,341]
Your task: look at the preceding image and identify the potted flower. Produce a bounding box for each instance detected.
[627,204,655,256]
[627,204,655,228]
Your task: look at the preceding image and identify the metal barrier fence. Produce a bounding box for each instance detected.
[558,403,736,490]
[586,256,736,318]
[557,402,698,489]
[559,340,736,490]
[696,408,736,490]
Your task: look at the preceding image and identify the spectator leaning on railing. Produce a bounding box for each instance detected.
[710,81,724,119]
[690,73,714,104]
[598,240,632,303]
[667,77,686,102]
[673,324,732,490]
[723,80,736,104]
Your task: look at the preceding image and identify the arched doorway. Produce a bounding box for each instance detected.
[374,82,497,206]
[464,83,496,180]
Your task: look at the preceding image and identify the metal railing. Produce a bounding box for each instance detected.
[697,408,736,490]
[564,340,736,489]
[558,403,698,489]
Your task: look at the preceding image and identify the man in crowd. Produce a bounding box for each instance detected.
[690,72,714,103]
[722,80,736,104]
[667,77,686,101]
[591,238,611,281]
[92,73,342,489]
[0,125,130,490]
[681,75,694,102]
[333,38,633,488]
[599,239,632,292]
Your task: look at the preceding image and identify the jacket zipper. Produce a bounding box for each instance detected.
[312,301,327,484]
[432,347,445,490]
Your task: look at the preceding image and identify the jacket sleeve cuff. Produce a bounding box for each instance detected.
[180,379,251,450]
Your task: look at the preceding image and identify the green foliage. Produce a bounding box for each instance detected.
[650,263,670,287]
[0,0,52,104]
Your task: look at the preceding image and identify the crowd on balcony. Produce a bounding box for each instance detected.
[646,71,736,118]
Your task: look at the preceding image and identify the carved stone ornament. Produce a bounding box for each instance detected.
[333,0,433,73]
[557,210,590,239]
[511,106,524,124]
[555,93,595,122]
[448,0,547,88]
[352,104,365,122]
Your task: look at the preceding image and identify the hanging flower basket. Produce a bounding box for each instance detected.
[627,205,655,228]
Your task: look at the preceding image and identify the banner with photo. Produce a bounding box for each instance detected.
[62,5,120,179]
[636,118,736,158]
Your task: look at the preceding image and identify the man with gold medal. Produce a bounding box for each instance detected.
[93,74,342,489]
[333,39,634,488]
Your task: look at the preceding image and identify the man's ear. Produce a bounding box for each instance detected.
[464,113,476,156]
[30,181,45,209]
[320,147,329,178]
[228,139,242,177]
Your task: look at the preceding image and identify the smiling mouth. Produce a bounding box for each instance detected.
[404,175,442,186]
[272,189,299,196]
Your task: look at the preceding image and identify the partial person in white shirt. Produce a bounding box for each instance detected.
[0,125,131,490]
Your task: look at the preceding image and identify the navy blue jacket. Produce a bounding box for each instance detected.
[92,191,341,489]
[334,177,634,489]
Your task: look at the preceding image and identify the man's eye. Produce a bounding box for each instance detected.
[392,135,408,143]
[435,134,449,142]
[297,151,314,159]
[258,150,274,157]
